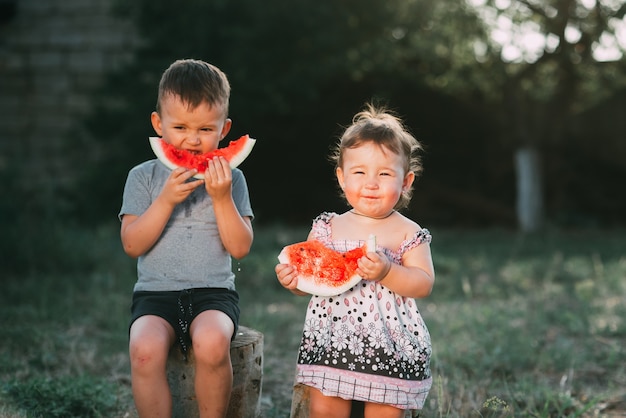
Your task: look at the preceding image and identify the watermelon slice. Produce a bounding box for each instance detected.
[278,235,377,296]
[149,134,256,179]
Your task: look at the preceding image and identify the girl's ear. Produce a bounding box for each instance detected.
[402,171,415,191]
[151,111,162,136]
[336,167,345,189]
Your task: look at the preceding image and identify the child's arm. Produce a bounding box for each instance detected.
[121,167,203,258]
[358,241,435,299]
[204,156,253,259]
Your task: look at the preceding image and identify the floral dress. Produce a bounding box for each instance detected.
[295,212,433,410]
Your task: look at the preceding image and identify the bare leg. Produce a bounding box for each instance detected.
[190,310,235,418]
[129,315,176,418]
[364,402,405,418]
[309,387,352,418]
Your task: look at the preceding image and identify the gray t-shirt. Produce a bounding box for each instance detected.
[119,159,254,292]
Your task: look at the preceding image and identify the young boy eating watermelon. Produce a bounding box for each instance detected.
[276,103,435,417]
[119,59,254,418]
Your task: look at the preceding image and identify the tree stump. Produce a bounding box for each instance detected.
[290,383,414,418]
[167,325,263,418]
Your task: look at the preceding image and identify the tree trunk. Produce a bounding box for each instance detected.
[514,146,543,232]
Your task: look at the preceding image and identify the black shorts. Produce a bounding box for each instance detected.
[130,288,240,358]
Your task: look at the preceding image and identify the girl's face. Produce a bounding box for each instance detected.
[151,93,232,154]
[336,141,414,217]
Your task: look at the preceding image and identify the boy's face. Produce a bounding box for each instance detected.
[151,93,232,154]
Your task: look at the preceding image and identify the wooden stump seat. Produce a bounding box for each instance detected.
[166,325,264,418]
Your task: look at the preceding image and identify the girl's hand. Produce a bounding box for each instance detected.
[204,156,232,200]
[275,264,298,290]
[357,251,392,282]
[159,167,204,207]
[275,264,308,295]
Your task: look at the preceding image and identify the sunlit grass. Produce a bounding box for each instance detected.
[1,224,625,417]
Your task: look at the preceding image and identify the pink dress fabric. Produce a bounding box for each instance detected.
[295,212,433,410]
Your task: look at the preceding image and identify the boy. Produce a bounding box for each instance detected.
[119,59,254,418]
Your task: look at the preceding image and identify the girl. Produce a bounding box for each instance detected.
[276,104,435,418]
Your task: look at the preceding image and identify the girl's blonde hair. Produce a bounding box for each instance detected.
[329,103,423,210]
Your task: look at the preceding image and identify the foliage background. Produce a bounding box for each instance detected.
[61,0,626,231]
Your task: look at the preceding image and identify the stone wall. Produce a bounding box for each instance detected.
[0,0,138,188]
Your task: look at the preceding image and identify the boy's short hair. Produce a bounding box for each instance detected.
[156,59,231,116]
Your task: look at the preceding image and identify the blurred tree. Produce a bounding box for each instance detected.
[73,0,625,229]
[403,0,626,231]
[72,0,444,224]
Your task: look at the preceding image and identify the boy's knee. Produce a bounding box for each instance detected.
[192,333,231,365]
[130,339,169,370]
[129,316,174,367]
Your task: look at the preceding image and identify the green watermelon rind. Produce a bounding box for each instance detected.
[149,135,256,179]
[278,235,377,297]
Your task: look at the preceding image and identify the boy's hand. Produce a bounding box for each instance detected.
[159,167,204,207]
[204,156,232,199]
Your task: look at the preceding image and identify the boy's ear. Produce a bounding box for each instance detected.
[220,118,232,139]
[151,111,162,136]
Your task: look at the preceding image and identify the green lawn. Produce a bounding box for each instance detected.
[1,224,625,417]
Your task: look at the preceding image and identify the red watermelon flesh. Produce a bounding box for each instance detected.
[149,134,256,179]
[278,235,377,296]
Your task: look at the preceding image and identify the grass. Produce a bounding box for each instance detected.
[1,223,625,417]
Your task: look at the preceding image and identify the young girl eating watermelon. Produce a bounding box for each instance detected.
[119,59,254,418]
[276,103,435,418]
